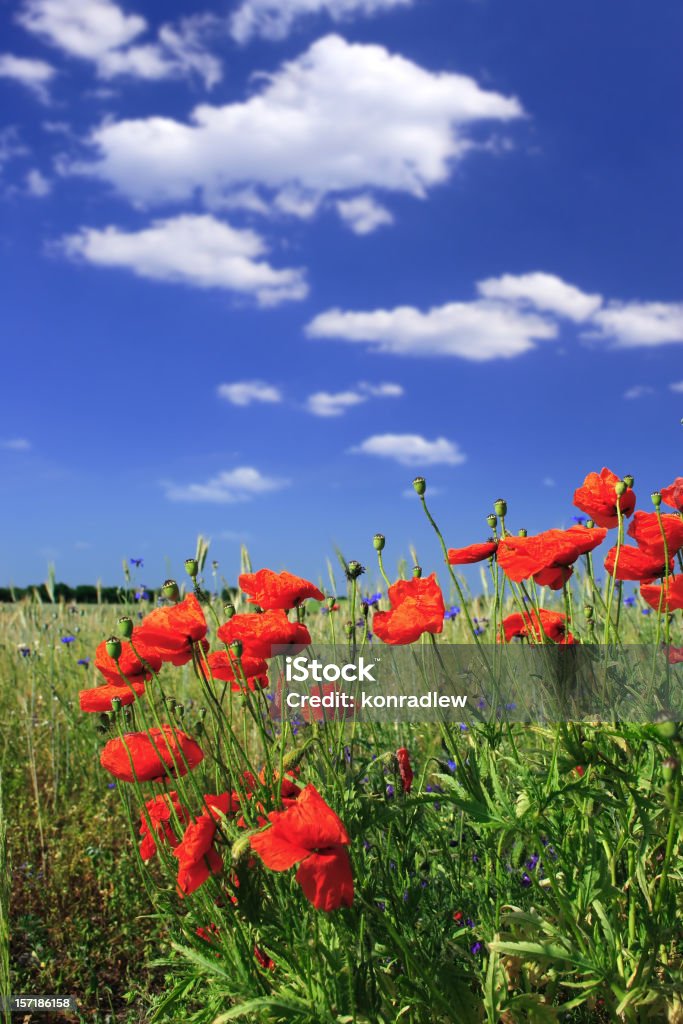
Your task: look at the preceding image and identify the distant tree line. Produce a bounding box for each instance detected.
[0,584,238,604]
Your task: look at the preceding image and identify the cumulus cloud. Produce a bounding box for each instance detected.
[305,381,403,416]
[17,0,222,87]
[623,385,655,400]
[0,53,56,100]
[1,438,32,451]
[477,271,602,322]
[671,381,683,394]
[217,381,283,406]
[25,168,52,196]
[164,466,289,503]
[335,194,394,234]
[74,35,523,216]
[60,214,308,306]
[350,433,466,466]
[230,0,413,43]
[588,302,683,348]
[306,300,557,360]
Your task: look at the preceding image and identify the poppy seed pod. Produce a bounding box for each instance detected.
[223,601,236,619]
[651,491,662,507]
[584,605,594,621]
[653,711,679,741]
[615,481,627,497]
[105,636,122,661]
[229,639,243,659]
[412,477,426,496]
[662,756,679,783]
[373,534,386,551]
[412,565,422,578]
[346,561,365,580]
[486,513,497,529]
[518,528,528,538]
[586,519,595,529]
[494,499,507,518]
[185,558,199,579]
[623,474,634,488]
[117,616,134,640]
[111,696,122,712]
[162,579,180,602]
[326,596,337,610]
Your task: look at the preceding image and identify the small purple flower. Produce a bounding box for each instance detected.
[526,853,540,871]
[419,879,429,889]
[376,901,386,912]
[77,658,90,667]
[386,784,395,799]
[447,759,457,772]
[361,592,382,607]
[363,839,372,851]
[135,587,151,601]
[61,636,75,644]
[471,854,479,864]
[19,646,31,657]
[572,515,586,525]
[444,605,461,619]
[474,627,485,636]
[623,595,636,607]
[107,782,116,789]
[521,872,532,887]
[470,942,482,955]
[642,608,652,616]
[131,558,143,568]
[505,702,517,712]
[465,918,475,928]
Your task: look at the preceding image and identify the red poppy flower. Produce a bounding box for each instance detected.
[668,646,683,664]
[250,784,354,912]
[497,527,607,590]
[173,792,237,896]
[254,946,275,971]
[100,725,204,783]
[604,546,673,581]
[500,608,574,645]
[661,477,683,512]
[139,791,190,861]
[217,609,311,659]
[640,575,683,612]
[573,467,636,528]
[372,574,445,646]
[396,748,414,793]
[94,630,162,686]
[137,594,209,667]
[239,569,325,610]
[196,923,221,944]
[207,650,269,691]
[627,511,683,560]
[447,541,498,565]
[79,679,146,713]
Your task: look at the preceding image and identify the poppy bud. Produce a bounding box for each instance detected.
[662,756,679,783]
[105,636,122,661]
[653,711,679,741]
[162,579,180,602]
[223,601,236,619]
[412,565,422,578]
[346,561,365,580]
[117,616,134,640]
[231,832,253,864]
[229,639,244,659]
[373,534,386,551]
[185,558,199,579]
[344,621,354,639]
[326,596,337,611]
[486,513,497,529]
[494,498,507,518]
[614,481,627,497]
[166,696,177,712]
[110,696,122,713]
[623,474,634,488]
[586,519,595,529]
[413,477,426,496]
[651,491,662,508]
[174,703,185,719]
[518,528,528,538]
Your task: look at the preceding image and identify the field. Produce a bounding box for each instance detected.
[2,476,682,1024]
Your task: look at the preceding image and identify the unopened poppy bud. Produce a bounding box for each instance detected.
[623,474,634,488]
[346,560,365,580]
[412,476,426,496]
[651,491,662,508]
[185,558,199,579]
[494,498,507,518]
[344,621,354,639]
[615,480,627,497]
[653,710,679,741]
[117,616,133,640]
[586,518,595,529]
[518,528,528,538]
[229,639,243,659]
[662,756,679,783]
[105,636,122,661]
[231,832,253,864]
[110,695,122,713]
[584,605,594,621]
[162,579,180,602]
[373,533,386,551]
[167,696,177,712]
[412,565,422,578]
[223,601,236,619]
[326,596,337,610]
[174,703,185,718]
[486,513,497,529]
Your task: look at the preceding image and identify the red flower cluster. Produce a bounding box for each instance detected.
[396,747,414,793]
[501,609,574,645]
[661,477,683,512]
[373,575,445,645]
[641,576,683,613]
[207,650,269,692]
[134,593,209,667]
[100,725,204,783]
[139,791,190,861]
[239,569,324,610]
[498,526,606,590]
[448,541,498,565]
[573,467,636,528]
[250,785,353,911]
[174,792,238,896]
[218,609,311,659]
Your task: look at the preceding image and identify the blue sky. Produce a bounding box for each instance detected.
[1,0,682,589]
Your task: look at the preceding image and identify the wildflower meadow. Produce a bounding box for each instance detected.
[4,469,683,1023]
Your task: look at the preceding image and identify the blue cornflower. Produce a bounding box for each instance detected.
[642,608,652,615]
[623,595,636,607]
[526,853,540,871]
[474,627,485,636]
[470,942,482,955]
[77,658,90,667]
[61,636,75,644]
[361,592,382,607]
[135,587,150,601]
[521,872,532,887]
[386,784,395,799]
[572,515,586,525]
[447,759,457,772]
[130,558,143,567]
[19,646,31,657]
[107,782,116,790]
[505,702,517,711]
[444,605,461,619]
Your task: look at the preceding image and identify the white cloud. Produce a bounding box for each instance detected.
[336,194,394,234]
[60,214,308,306]
[17,1,221,88]
[350,433,466,466]
[1,438,32,451]
[25,168,51,196]
[0,128,29,170]
[0,53,56,100]
[306,300,557,360]
[305,380,403,416]
[588,302,683,348]
[671,381,683,394]
[230,0,413,43]
[477,271,602,322]
[217,381,283,406]
[164,466,289,503]
[75,35,523,214]
[623,385,655,400]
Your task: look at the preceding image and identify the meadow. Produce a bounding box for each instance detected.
[2,470,682,1024]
